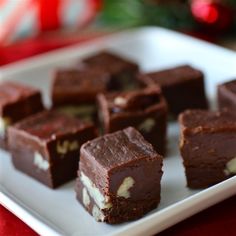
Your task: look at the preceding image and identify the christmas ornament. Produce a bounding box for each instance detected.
[191,0,234,32]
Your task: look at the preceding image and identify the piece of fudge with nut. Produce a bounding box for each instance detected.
[97,86,168,155]
[0,81,44,149]
[179,109,236,189]
[76,127,163,224]
[8,110,96,188]
[218,79,236,113]
[51,66,112,122]
[82,51,140,91]
[138,65,208,117]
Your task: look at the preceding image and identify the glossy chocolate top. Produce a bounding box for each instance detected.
[82,51,138,74]
[0,81,40,107]
[179,109,236,129]
[142,65,203,86]
[12,110,92,141]
[53,67,111,93]
[81,127,161,170]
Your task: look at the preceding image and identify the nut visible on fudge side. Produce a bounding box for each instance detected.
[82,187,91,208]
[80,172,112,209]
[34,152,49,171]
[138,118,155,133]
[76,176,162,224]
[0,117,11,137]
[97,87,167,154]
[0,81,44,140]
[76,127,163,223]
[114,97,127,106]
[179,109,236,188]
[92,205,105,222]
[112,86,161,111]
[56,140,79,155]
[117,177,135,198]
[8,110,96,188]
[224,157,236,176]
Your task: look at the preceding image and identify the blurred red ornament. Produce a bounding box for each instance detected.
[191,0,234,32]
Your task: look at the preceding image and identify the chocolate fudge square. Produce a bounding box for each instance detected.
[76,127,163,223]
[51,67,112,121]
[138,65,208,117]
[52,67,112,106]
[82,51,139,90]
[179,110,236,189]
[8,110,96,188]
[0,81,44,149]
[97,86,167,155]
[218,79,236,112]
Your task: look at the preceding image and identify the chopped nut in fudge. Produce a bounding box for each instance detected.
[0,81,44,149]
[76,127,163,223]
[179,109,236,188]
[97,86,167,154]
[8,110,96,188]
[51,67,112,122]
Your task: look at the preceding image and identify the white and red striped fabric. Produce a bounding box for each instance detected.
[0,0,100,45]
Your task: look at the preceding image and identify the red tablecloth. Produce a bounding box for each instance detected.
[1,196,236,236]
[0,33,235,236]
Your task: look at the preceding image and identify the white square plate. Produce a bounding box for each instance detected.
[0,27,236,236]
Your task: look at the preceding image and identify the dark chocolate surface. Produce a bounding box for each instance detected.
[0,81,40,110]
[82,51,138,75]
[179,109,236,188]
[11,147,80,188]
[53,68,109,91]
[52,67,111,105]
[81,127,159,170]
[80,127,163,196]
[179,109,236,130]
[104,86,162,112]
[138,65,208,116]
[221,79,236,94]
[0,81,44,119]
[218,79,236,112]
[12,110,93,142]
[0,81,44,149]
[77,127,163,223]
[143,65,204,86]
[8,110,96,188]
[97,87,167,154]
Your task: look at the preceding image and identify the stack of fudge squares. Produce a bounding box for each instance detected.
[1,51,235,224]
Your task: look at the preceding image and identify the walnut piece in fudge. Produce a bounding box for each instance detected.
[138,65,208,117]
[0,81,44,149]
[179,109,236,188]
[8,110,96,188]
[218,79,236,113]
[97,86,167,155]
[76,127,163,224]
[82,51,139,91]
